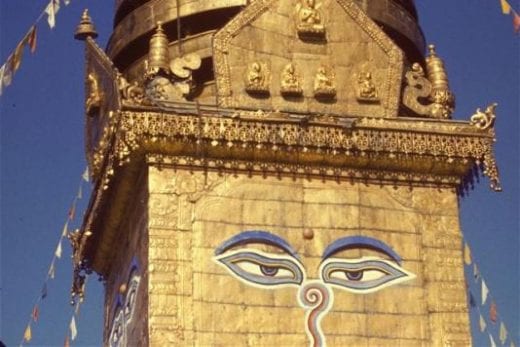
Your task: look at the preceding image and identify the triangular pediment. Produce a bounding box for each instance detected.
[214,0,404,117]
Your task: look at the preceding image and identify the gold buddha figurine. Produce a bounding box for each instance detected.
[281,63,303,96]
[245,62,269,94]
[357,71,379,102]
[313,66,336,97]
[296,0,325,39]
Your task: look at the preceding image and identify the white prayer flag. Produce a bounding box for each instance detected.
[0,64,5,95]
[62,221,69,237]
[45,0,60,29]
[82,167,89,182]
[70,316,77,340]
[55,240,62,258]
[489,333,497,347]
[482,279,489,305]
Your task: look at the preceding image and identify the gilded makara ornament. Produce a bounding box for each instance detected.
[144,22,202,102]
[357,71,379,103]
[116,72,146,105]
[470,103,497,131]
[86,71,102,116]
[296,0,326,40]
[281,63,303,96]
[313,66,336,98]
[403,45,455,119]
[245,61,270,95]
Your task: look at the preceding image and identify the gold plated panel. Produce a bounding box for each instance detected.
[145,168,470,346]
[214,0,404,117]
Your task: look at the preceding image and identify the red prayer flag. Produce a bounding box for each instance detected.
[68,203,76,220]
[490,301,498,323]
[27,26,37,53]
[513,11,520,33]
[32,305,39,322]
[64,335,70,347]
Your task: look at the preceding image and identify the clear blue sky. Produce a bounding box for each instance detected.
[1,1,518,346]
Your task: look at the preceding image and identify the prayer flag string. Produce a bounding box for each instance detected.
[19,166,89,347]
[463,240,517,346]
[1,0,72,96]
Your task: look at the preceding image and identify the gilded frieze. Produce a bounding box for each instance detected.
[97,111,502,192]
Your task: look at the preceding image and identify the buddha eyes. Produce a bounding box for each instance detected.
[214,250,305,288]
[320,257,415,293]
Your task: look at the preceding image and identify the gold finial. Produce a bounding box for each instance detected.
[147,21,170,74]
[425,43,455,118]
[74,9,98,41]
[425,44,449,91]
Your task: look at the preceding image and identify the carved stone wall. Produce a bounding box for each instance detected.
[103,175,149,346]
[145,166,470,346]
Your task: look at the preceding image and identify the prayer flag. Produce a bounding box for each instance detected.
[64,0,71,4]
[82,167,89,182]
[64,335,70,347]
[70,316,77,340]
[68,202,76,220]
[490,301,498,323]
[27,26,37,54]
[77,184,83,199]
[511,341,516,347]
[501,0,512,14]
[482,279,489,305]
[49,261,55,279]
[469,291,476,308]
[513,11,520,33]
[0,64,5,95]
[45,0,60,29]
[474,264,480,282]
[2,58,13,87]
[23,324,32,342]
[62,221,69,237]
[32,305,39,322]
[464,242,472,265]
[499,322,508,344]
[11,40,25,73]
[55,240,62,258]
[41,282,48,299]
[489,333,497,347]
[479,313,487,332]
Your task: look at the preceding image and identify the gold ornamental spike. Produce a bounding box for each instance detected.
[74,9,98,41]
[148,22,170,73]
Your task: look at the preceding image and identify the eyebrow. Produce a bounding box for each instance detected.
[322,236,402,264]
[214,230,299,259]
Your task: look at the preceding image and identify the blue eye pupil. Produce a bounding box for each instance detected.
[345,270,363,281]
[260,265,279,276]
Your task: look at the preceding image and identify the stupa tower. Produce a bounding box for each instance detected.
[72,1,501,345]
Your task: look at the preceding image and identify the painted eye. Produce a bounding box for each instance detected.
[214,249,305,288]
[320,257,415,294]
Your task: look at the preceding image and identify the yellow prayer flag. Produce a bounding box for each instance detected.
[499,322,508,344]
[11,40,25,73]
[501,0,512,14]
[464,242,472,265]
[24,324,32,341]
[479,313,487,332]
